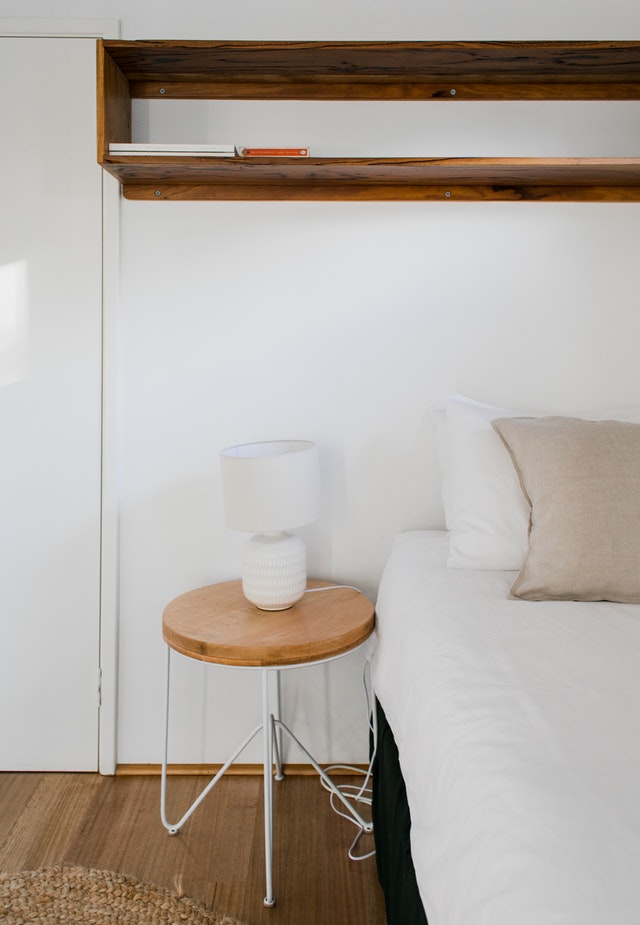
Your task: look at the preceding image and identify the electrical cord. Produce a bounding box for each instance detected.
[319,660,377,861]
[304,584,369,596]
[303,583,377,860]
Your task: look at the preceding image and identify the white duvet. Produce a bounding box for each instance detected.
[371,531,640,925]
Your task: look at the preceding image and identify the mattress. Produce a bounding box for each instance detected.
[371,530,640,925]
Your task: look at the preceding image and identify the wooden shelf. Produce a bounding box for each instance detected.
[97,40,640,201]
[106,156,640,202]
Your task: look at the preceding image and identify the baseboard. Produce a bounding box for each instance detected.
[115,762,369,777]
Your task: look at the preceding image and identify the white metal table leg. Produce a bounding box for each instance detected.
[272,669,284,781]
[160,647,262,835]
[160,646,173,830]
[274,718,373,835]
[160,645,372,907]
[262,668,276,907]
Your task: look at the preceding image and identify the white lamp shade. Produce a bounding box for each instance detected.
[220,440,321,533]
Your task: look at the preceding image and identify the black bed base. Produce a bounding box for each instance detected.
[372,698,428,925]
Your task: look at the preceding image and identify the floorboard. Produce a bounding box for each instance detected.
[0,772,387,924]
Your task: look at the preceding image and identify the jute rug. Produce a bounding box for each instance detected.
[0,865,245,925]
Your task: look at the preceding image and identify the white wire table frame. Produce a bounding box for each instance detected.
[159,579,376,908]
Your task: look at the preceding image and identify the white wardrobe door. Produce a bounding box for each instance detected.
[0,36,103,770]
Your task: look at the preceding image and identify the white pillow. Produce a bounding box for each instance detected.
[437,394,640,571]
[445,395,533,569]
[427,400,452,530]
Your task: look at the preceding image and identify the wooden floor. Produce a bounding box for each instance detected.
[0,771,387,925]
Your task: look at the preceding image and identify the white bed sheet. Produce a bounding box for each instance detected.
[371,530,640,925]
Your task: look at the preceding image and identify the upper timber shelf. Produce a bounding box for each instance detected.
[97,39,640,201]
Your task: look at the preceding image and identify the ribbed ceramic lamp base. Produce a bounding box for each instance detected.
[242,531,307,611]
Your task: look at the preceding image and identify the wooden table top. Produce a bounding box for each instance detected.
[162,579,375,667]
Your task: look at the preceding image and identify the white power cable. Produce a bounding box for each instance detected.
[319,660,377,861]
[304,584,368,595]
[303,584,377,860]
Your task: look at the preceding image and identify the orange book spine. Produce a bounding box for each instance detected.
[239,147,310,157]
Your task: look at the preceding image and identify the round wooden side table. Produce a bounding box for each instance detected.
[160,579,375,907]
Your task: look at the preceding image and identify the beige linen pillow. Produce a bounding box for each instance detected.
[491,416,640,602]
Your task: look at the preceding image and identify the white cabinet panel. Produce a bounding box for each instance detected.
[0,36,102,770]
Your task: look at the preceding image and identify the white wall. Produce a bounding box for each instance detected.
[3,0,640,766]
[4,0,639,40]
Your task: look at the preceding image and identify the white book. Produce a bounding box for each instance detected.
[109,142,236,156]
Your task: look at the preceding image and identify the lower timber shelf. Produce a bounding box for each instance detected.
[100,156,640,201]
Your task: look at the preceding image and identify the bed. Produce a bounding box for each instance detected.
[370,394,640,925]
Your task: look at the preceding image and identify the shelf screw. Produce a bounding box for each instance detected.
[154,190,162,197]
[159,87,166,94]
[445,191,452,198]
[450,88,456,96]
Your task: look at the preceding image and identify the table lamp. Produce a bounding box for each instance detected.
[220,440,321,610]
